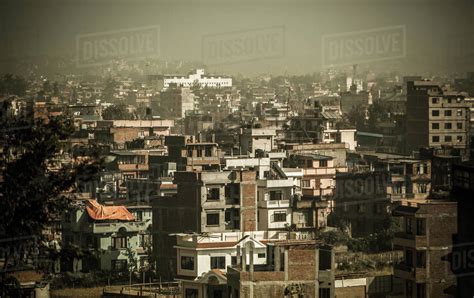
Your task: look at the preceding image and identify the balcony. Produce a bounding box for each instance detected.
[89,221,147,234]
[258,199,290,209]
[394,263,414,280]
[393,232,427,248]
[303,168,336,176]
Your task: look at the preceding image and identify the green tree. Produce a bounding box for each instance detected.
[0,74,27,96]
[0,102,100,274]
[102,104,133,120]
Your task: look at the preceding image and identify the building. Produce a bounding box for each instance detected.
[61,199,151,272]
[163,69,232,89]
[257,164,298,231]
[227,240,335,298]
[152,170,257,279]
[451,162,474,297]
[175,233,267,297]
[158,86,194,119]
[406,80,470,157]
[239,128,276,157]
[91,119,174,149]
[393,200,457,298]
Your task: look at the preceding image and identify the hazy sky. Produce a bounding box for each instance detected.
[1,0,473,76]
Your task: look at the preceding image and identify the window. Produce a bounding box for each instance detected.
[431,110,439,117]
[135,211,143,221]
[444,123,452,129]
[416,283,426,298]
[445,136,452,142]
[432,136,439,143]
[302,180,310,188]
[210,256,226,269]
[319,160,328,167]
[206,213,219,226]
[269,190,283,200]
[431,97,439,104]
[406,217,413,234]
[258,253,266,258]
[187,148,193,157]
[457,136,463,142]
[417,183,427,194]
[457,122,463,129]
[231,256,237,265]
[373,203,382,214]
[319,288,331,298]
[406,281,413,298]
[273,211,286,222]
[181,256,195,270]
[406,249,413,267]
[416,219,426,235]
[457,109,463,116]
[205,147,212,157]
[196,149,202,157]
[431,123,439,129]
[112,236,127,249]
[184,288,199,298]
[139,234,151,247]
[445,110,452,117]
[111,260,128,271]
[207,187,220,200]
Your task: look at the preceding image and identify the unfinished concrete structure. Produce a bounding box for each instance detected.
[227,240,335,297]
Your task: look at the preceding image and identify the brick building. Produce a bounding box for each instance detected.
[227,240,335,297]
[393,201,457,298]
[152,170,257,280]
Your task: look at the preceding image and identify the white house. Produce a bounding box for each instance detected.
[163,69,232,89]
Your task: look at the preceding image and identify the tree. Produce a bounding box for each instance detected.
[103,78,118,102]
[102,104,133,120]
[0,74,27,96]
[0,101,100,275]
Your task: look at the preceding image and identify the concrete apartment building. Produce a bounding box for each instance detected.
[61,199,151,272]
[239,128,276,157]
[393,201,457,298]
[152,170,257,279]
[257,164,296,232]
[158,86,194,119]
[175,232,268,297]
[406,80,470,157]
[227,240,335,298]
[91,119,174,149]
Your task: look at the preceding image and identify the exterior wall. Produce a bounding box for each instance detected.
[163,69,232,88]
[176,247,266,278]
[394,202,457,298]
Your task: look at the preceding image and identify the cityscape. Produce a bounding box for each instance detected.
[1,0,474,297]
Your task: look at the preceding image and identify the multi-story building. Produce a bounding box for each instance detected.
[152,170,257,279]
[257,164,297,231]
[175,232,267,297]
[158,86,194,119]
[406,80,470,157]
[393,200,457,298]
[239,128,276,157]
[227,240,335,298]
[163,69,232,89]
[61,199,151,272]
[90,119,174,149]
